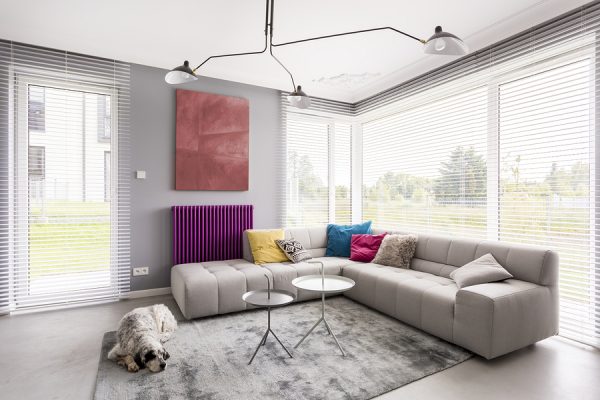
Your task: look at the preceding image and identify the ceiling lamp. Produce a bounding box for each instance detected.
[287,86,311,109]
[165,0,469,109]
[423,26,469,55]
[165,61,198,84]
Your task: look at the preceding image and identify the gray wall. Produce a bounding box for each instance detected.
[130,63,281,291]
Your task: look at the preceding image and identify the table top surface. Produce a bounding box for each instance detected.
[292,274,355,293]
[242,289,296,307]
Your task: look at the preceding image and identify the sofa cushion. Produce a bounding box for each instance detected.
[262,256,358,301]
[350,233,387,262]
[325,221,373,257]
[410,258,457,278]
[372,234,417,269]
[342,263,458,340]
[171,259,270,319]
[275,238,312,263]
[450,253,513,288]
[421,284,458,342]
[246,229,288,264]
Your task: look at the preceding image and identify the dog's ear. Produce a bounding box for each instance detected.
[163,350,170,360]
[134,353,144,368]
[143,350,156,363]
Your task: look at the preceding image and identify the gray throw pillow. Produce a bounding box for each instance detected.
[275,238,312,263]
[372,234,417,269]
[450,253,513,289]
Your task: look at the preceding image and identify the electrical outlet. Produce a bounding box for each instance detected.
[133,267,149,276]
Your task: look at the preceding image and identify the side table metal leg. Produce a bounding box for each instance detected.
[294,317,323,348]
[249,328,269,365]
[270,329,293,358]
[323,319,346,356]
[295,293,346,356]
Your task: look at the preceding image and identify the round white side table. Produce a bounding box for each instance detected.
[242,274,296,365]
[292,261,355,356]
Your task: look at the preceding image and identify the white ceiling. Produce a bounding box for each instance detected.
[0,0,589,102]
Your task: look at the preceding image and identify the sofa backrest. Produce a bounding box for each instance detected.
[242,227,328,263]
[371,228,557,286]
[242,226,558,286]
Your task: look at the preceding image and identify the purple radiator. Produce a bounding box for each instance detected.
[172,205,254,265]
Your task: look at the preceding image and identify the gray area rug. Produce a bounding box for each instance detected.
[94,297,471,400]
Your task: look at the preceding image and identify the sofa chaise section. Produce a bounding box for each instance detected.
[345,228,559,359]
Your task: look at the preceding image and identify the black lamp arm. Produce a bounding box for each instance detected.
[269,45,296,91]
[192,0,271,72]
[192,40,268,72]
[271,26,427,48]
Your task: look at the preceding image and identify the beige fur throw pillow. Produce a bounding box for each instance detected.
[372,234,417,269]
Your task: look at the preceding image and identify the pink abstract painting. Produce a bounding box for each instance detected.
[175,89,249,190]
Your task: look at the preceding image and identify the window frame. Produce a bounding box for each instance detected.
[283,111,356,226]
[11,72,120,308]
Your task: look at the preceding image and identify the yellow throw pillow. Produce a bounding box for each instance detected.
[246,229,289,265]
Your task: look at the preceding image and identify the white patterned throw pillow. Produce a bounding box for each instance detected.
[275,238,312,263]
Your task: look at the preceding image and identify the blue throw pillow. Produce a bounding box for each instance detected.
[325,221,373,257]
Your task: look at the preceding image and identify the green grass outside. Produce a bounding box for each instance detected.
[29,200,110,278]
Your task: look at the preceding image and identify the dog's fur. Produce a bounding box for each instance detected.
[108,304,177,372]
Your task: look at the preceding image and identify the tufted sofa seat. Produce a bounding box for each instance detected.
[171,226,558,359]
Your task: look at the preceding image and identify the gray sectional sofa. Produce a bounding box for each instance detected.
[171,226,559,359]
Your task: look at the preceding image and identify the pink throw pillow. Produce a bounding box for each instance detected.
[350,233,387,262]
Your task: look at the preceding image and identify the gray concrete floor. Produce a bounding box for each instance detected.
[0,295,598,400]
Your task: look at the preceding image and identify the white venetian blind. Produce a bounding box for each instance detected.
[284,114,330,227]
[0,41,131,312]
[281,94,354,228]
[498,58,597,345]
[362,86,488,238]
[333,122,352,224]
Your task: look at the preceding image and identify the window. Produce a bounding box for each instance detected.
[28,146,45,179]
[104,151,111,202]
[97,94,111,142]
[334,123,352,224]
[283,114,352,227]
[0,40,130,314]
[10,77,123,309]
[28,85,45,132]
[362,87,488,238]
[498,59,594,343]
[285,116,330,226]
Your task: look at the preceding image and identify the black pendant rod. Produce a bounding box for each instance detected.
[192,0,271,72]
[268,0,297,90]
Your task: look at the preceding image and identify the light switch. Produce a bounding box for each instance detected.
[136,170,146,179]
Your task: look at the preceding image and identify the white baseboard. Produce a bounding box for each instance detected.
[121,287,172,299]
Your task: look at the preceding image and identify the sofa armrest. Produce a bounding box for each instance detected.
[453,279,558,359]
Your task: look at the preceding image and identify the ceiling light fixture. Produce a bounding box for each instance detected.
[165,0,469,109]
[423,26,469,56]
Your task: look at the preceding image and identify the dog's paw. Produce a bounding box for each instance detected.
[127,363,140,373]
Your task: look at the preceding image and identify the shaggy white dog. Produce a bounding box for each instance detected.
[108,304,177,372]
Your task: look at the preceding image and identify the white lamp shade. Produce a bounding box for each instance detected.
[164,61,198,84]
[424,27,468,56]
[287,94,311,109]
[287,85,311,109]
